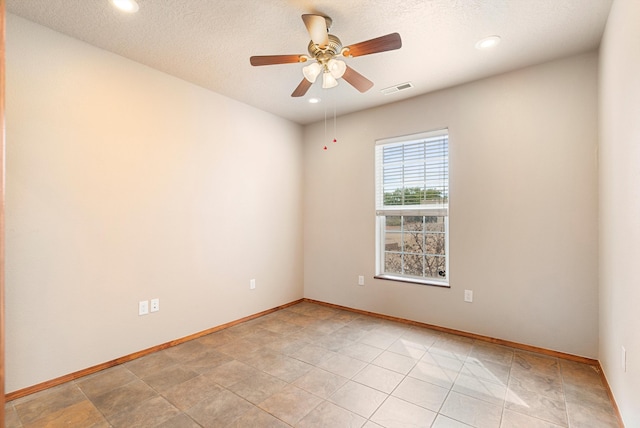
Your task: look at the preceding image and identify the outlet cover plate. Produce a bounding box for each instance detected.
[150,298,159,312]
[464,290,473,303]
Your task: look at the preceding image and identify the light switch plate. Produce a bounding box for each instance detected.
[139,300,149,315]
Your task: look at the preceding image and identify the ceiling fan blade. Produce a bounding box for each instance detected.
[342,65,374,93]
[250,55,306,66]
[302,14,329,48]
[343,33,402,57]
[291,78,313,97]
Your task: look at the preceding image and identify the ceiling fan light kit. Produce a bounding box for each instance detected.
[250,14,402,97]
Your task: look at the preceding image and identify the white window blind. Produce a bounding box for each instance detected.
[375,130,449,216]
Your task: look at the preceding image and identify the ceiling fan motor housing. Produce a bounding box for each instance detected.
[308,34,343,64]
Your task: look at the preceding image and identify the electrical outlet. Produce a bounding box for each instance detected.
[250,279,256,290]
[464,290,473,303]
[358,275,365,286]
[138,300,149,315]
[621,346,627,372]
[150,298,159,312]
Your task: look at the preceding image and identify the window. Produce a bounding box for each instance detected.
[375,129,449,286]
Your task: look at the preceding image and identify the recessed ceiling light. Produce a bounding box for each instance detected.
[110,0,139,13]
[475,35,501,50]
[308,98,321,104]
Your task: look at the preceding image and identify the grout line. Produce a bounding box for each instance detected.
[558,360,572,428]
[500,349,513,428]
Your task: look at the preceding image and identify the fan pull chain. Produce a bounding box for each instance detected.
[323,89,338,151]
[333,97,337,144]
[323,102,328,150]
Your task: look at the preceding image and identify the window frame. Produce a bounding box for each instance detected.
[374,129,450,287]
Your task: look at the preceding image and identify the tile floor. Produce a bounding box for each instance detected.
[5,301,620,427]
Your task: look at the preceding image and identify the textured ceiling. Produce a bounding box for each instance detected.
[7,0,612,125]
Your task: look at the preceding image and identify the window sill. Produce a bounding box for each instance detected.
[374,274,450,288]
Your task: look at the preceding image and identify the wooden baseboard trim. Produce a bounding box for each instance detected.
[303,298,599,366]
[596,362,626,428]
[5,299,304,402]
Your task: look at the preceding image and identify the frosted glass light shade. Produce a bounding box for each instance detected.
[327,59,346,79]
[302,62,322,83]
[322,72,338,89]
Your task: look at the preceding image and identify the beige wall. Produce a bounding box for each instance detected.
[303,52,599,358]
[599,0,640,425]
[5,15,303,393]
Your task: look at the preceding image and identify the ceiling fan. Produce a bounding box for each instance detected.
[250,14,402,97]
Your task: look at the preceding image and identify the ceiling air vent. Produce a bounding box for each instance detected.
[381,82,414,95]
